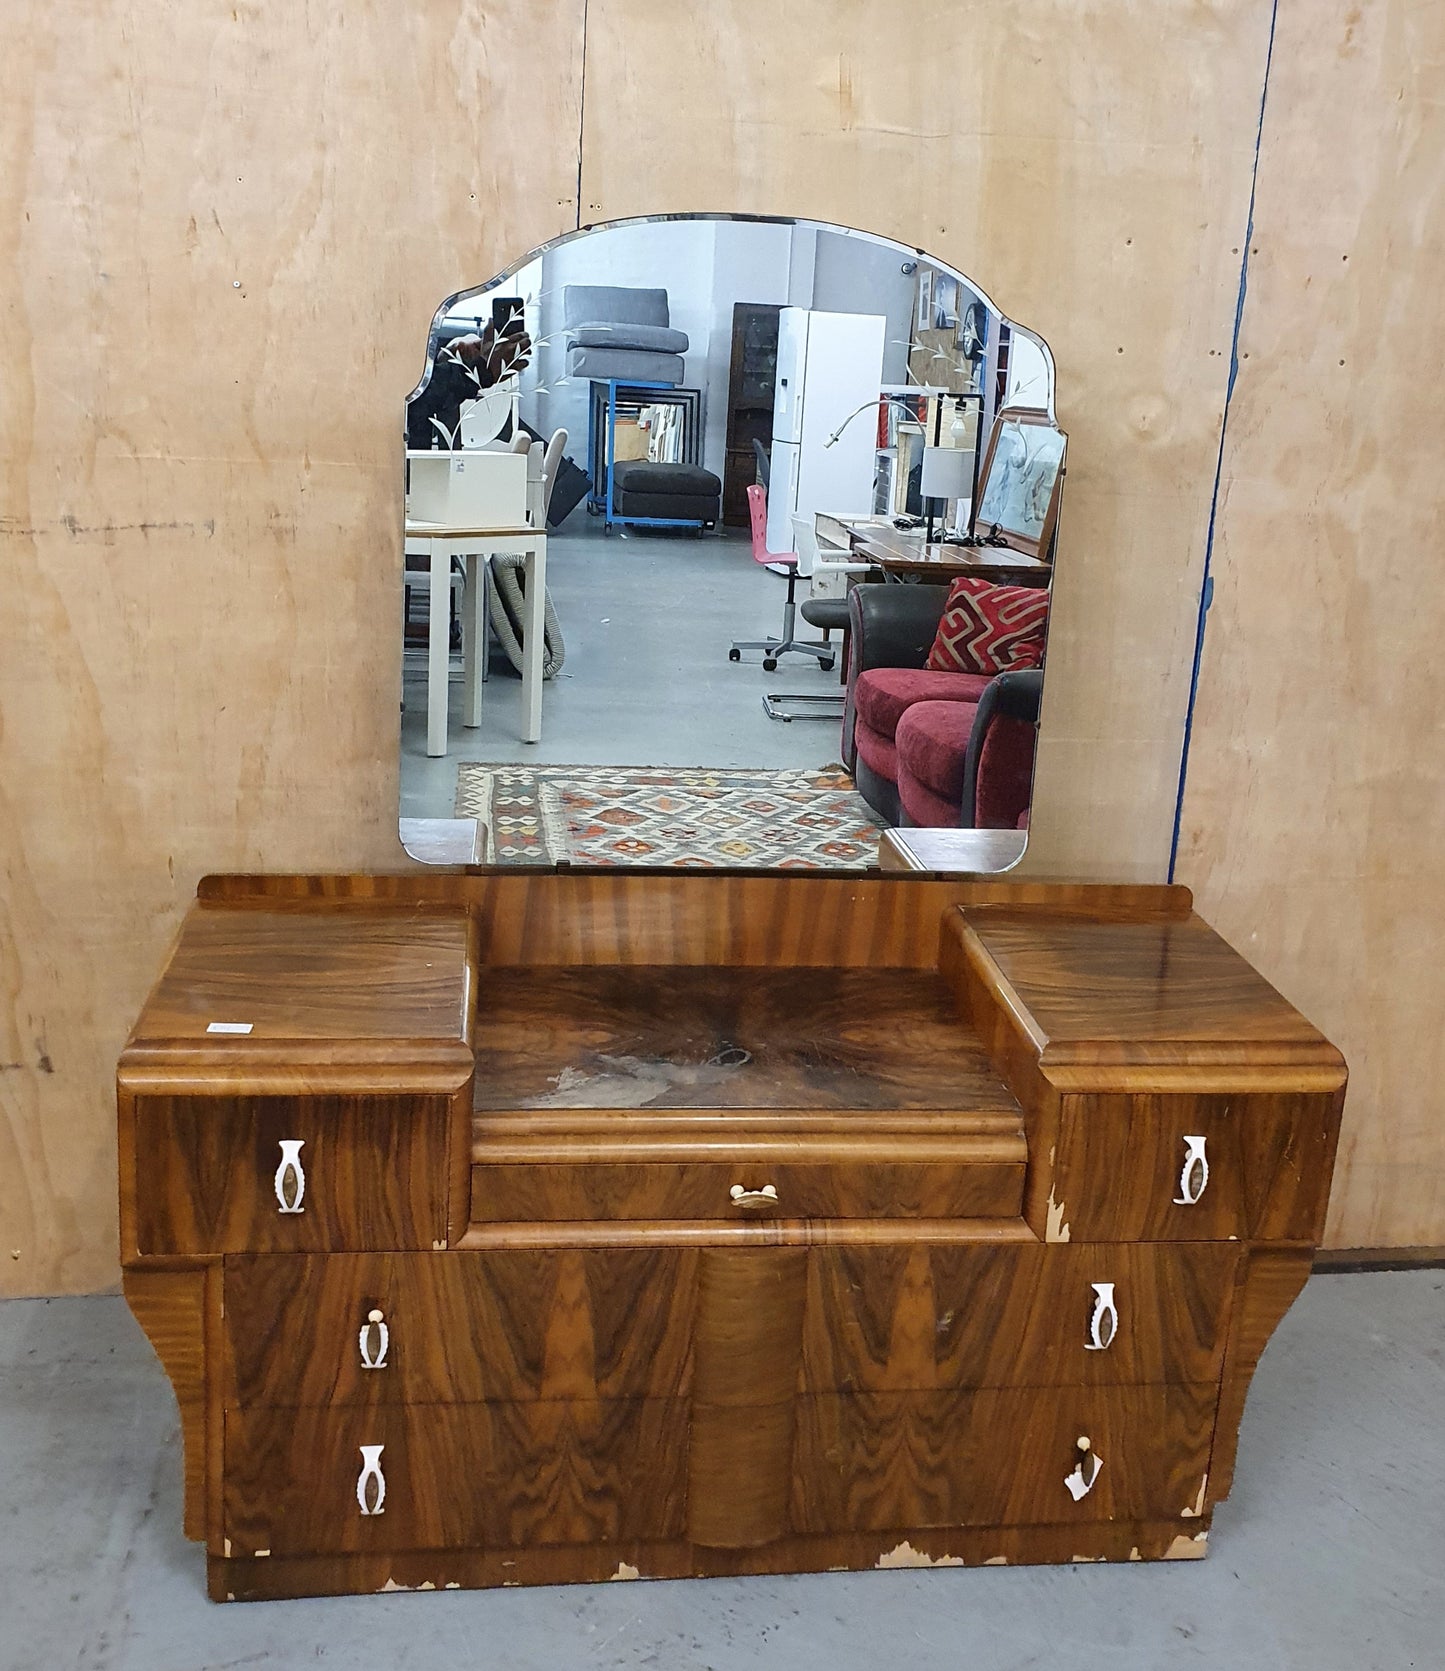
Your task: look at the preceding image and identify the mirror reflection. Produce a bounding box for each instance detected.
[400,215,1064,872]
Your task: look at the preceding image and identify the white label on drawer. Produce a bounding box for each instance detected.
[206,1021,253,1035]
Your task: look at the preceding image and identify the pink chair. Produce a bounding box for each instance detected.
[728,484,836,672]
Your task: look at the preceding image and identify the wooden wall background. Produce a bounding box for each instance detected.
[1177,2,1445,1248]
[0,0,1432,1294]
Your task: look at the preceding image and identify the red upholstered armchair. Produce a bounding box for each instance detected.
[842,583,1044,829]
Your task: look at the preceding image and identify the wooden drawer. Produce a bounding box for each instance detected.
[1046,1093,1248,1243]
[791,1382,1218,1534]
[469,1156,1024,1223]
[134,1094,452,1255]
[802,1242,1240,1392]
[222,1249,697,1407]
[221,1399,688,1557]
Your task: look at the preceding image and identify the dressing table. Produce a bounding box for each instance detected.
[120,871,1344,1601]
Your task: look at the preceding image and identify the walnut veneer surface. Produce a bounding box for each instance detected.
[118,874,1345,1601]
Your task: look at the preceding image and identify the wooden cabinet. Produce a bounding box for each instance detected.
[721,302,781,526]
[119,875,1345,1601]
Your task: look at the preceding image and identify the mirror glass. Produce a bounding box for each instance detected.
[399,215,1063,873]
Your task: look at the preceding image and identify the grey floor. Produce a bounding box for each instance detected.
[399,520,848,820]
[2,1271,1441,1671]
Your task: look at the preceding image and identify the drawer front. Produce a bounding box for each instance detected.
[469,1159,1024,1223]
[1047,1094,1246,1242]
[222,1400,688,1557]
[802,1242,1240,1393]
[222,1249,698,1407]
[135,1094,450,1255]
[792,1383,1218,1535]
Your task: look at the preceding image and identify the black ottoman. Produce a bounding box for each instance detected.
[611,461,722,528]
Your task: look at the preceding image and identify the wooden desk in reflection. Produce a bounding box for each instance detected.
[879,826,1029,874]
[816,513,1051,587]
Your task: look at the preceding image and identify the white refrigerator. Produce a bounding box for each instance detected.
[766,308,888,554]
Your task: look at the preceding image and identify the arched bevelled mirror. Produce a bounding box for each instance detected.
[399,215,1063,871]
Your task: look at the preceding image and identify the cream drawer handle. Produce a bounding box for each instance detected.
[1172,1134,1210,1206]
[1085,1282,1118,1351]
[359,1309,390,1371]
[273,1140,306,1214]
[1064,1436,1103,1502]
[356,1445,386,1516]
[729,1183,779,1212]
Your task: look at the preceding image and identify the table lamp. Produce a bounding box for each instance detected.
[919,445,975,544]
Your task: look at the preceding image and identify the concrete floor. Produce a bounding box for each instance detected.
[399,520,848,820]
[1,1271,1440,1671]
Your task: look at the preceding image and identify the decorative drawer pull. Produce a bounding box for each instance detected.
[1064,1436,1103,1502]
[1085,1282,1118,1352]
[1172,1135,1210,1206]
[273,1140,306,1214]
[729,1183,780,1212]
[359,1309,390,1371]
[356,1445,386,1516]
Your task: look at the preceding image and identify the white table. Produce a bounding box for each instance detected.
[404,519,548,755]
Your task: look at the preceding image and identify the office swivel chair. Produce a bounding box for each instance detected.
[760,515,855,722]
[729,485,835,674]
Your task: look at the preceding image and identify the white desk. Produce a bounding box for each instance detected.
[404,520,547,755]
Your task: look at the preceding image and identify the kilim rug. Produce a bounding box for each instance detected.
[454,763,887,868]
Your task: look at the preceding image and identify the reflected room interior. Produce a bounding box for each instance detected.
[399,215,1064,871]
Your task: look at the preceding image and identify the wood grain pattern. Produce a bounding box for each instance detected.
[133,1095,451,1256]
[1,0,585,1297]
[1175,0,1445,1249]
[688,1249,807,1548]
[123,1265,211,1540]
[221,1250,698,1408]
[200,873,1193,967]
[1046,1090,1343,1245]
[120,885,1344,1598]
[954,909,1345,1071]
[470,1161,1024,1226]
[207,1517,1214,1600]
[223,1399,688,1557]
[471,965,1022,1111]
[1207,1249,1313,1506]
[127,907,476,1053]
[801,1243,1240,1393]
[791,1383,1218,1534]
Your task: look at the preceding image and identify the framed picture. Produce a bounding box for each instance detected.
[915,268,934,333]
[933,274,959,330]
[973,408,1068,560]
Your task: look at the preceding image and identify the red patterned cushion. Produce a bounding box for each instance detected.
[926,577,1049,675]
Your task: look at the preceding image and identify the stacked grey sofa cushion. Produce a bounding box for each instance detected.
[562,285,688,384]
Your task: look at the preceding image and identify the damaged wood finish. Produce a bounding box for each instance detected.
[120,874,1343,1599]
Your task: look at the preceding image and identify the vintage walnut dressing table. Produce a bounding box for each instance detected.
[119,871,1344,1602]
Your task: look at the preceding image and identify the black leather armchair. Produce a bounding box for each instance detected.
[841,584,950,773]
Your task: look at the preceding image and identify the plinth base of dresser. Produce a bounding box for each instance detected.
[208,1518,1214,1601]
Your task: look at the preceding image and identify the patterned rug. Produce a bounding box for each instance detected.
[455,763,886,869]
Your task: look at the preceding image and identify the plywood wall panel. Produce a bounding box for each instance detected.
[1177,2,1445,1247]
[0,0,585,1295]
[578,0,1271,882]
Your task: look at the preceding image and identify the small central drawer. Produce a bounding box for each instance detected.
[470,1147,1025,1224]
[470,964,1027,1225]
